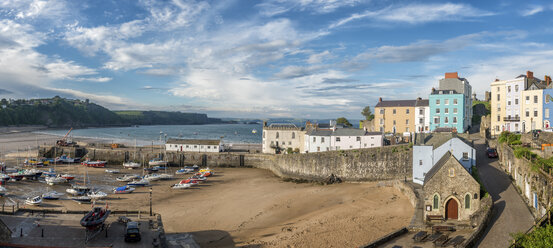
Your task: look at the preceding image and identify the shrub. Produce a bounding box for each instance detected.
[498,131,521,146]
[512,225,553,248]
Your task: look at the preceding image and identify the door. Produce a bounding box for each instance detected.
[445,199,458,220]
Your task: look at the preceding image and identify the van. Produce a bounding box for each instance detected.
[124,221,141,242]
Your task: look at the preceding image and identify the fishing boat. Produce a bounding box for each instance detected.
[66,185,91,196]
[24,159,43,167]
[116,174,140,182]
[105,169,119,174]
[42,191,63,200]
[0,186,7,197]
[113,185,135,194]
[87,191,108,200]
[171,183,192,189]
[45,176,67,185]
[81,160,107,168]
[123,161,140,169]
[71,196,92,204]
[148,158,167,167]
[57,155,78,163]
[126,178,149,187]
[80,206,110,229]
[25,196,42,205]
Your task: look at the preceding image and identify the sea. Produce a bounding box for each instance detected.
[35,124,265,146]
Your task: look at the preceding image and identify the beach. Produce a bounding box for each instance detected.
[0,129,414,247]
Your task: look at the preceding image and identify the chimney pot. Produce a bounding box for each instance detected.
[527,71,534,79]
[445,72,458,79]
[379,97,382,102]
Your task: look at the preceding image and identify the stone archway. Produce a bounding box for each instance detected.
[445,198,458,220]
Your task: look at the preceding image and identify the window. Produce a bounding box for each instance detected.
[526,109,530,117]
[436,99,440,105]
[380,119,384,124]
[419,109,424,115]
[448,168,455,177]
[453,117,457,123]
[406,127,409,132]
[406,119,409,124]
[474,193,478,199]
[419,118,424,124]
[313,137,316,142]
[444,117,449,123]
[292,132,295,139]
[534,95,538,103]
[508,101,511,106]
[433,194,439,209]
[453,108,458,114]
[445,108,449,114]
[379,109,384,114]
[321,137,325,143]
[393,120,396,125]
[515,85,519,92]
[515,98,519,105]
[465,194,471,209]
[406,109,409,114]
[317,147,320,152]
[336,137,340,142]
[393,109,396,114]
[453,99,458,105]
[207,146,210,149]
[356,137,361,141]
[434,117,440,124]
[546,109,550,118]
[288,141,291,145]
[534,108,538,117]
[526,96,530,104]
[263,131,265,138]
[419,160,423,166]
[276,132,279,139]
[194,145,197,148]
[508,86,511,92]
[462,152,469,160]
[380,127,384,132]
[497,94,500,101]
[445,99,449,105]
[436,108,440,114]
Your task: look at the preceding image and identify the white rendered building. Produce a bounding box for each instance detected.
[166,139,223,152]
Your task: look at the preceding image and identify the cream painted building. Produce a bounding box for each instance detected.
[374,98,417,133]
[262,123,305,154]
[521,83,544,132]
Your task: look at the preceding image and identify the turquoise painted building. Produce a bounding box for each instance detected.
[429,90,466,133]
[544,88,553,130]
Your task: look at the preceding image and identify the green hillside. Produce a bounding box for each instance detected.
[0,97,222,127]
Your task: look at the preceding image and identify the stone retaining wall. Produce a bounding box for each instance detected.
[462,196,493,247]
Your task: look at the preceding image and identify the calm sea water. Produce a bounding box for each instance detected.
[35,124,265,145]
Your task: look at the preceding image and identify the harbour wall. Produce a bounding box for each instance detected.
[39,144,413,182]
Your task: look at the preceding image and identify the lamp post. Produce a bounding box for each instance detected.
[149,187,153,216]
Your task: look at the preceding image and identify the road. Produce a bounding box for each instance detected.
[474,137,534,247]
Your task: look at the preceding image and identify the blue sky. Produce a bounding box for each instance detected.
[0,0,552,119]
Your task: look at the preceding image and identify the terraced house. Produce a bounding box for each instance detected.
[429,72,472,133]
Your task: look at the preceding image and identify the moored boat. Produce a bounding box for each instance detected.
[143,174,161,181]
[81,160,107,168]
[105,169,119,174]
[116,174,140,182]
[60,174,76,180]
[148,158,167,167]
[80,206,110,229]
[123,162,140,169]
[66,185,91,196]
[0,186,7,197]
[175,168,194,175]
[113,185,135,194]
[171,183,192,189]
[25,196,42,205]
[42,191,63,200]
[71,196,92,204]
[87,191,108,200]
[45,176,67,185]
[127,178,149,187]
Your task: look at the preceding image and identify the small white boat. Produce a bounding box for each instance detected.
[123,161,141,169]
[158,173,173,180]
[105,169,120,174]
[87,191,108,200]
[113,185,135,194]
[143,174,162,181]
[171,183,192,189]
[25,196,42,205]
[66,185,91,196]
[45,176,67,185]
[0,186,7,197]
[127,179,150,187]
[149,158,167,167]
[71,196,91,204]
[42,191,63,200]
[116,174,141,182]
[175,168,194,175]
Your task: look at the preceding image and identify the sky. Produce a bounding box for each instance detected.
[0,0,552,119]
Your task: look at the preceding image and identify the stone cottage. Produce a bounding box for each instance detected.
[423,151,480,221]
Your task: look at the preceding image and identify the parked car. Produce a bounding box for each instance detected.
[487,148,498,158]
[124,221,141,242]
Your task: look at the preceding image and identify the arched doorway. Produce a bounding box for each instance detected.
[445,198,458,220]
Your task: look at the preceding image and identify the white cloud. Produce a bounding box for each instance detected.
[307,50,330,64]
[44,87,131,107]
[329,3,494,28]
[521,5,544,16]
[257,0,363,16]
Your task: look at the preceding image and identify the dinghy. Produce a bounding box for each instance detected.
[45,176,67,185]
[116,174,140,182]
[87,191,108,200]
[127,178,150,187]
[25,196,42,205]
[171,183,192,189]
[113,185,135,194]
[80,206,110,229]
[42,191,63,200]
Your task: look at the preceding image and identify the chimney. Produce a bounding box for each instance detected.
[545,75,551,86]
[379,97,382,102]
[417,97,422,101]
[263,121,267,127]
[431,87,436,93]
[445,72,458,79]
[495,78,500,82]
[527,71,533,79]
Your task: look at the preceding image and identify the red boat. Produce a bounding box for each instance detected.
[81,160,107,168]
[179,179,199,185]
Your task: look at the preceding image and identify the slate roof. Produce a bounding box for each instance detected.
[306,128,382,137]
[166,139,221,145]
[415,133,473,149]
[415,99,429,107]
[423,151,453,184]
[268,123,298,128]
[306,129,333,136]
[375,100,417,108]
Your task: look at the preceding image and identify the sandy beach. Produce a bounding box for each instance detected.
[0,130,414,247]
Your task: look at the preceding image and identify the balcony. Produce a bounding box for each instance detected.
[503,117,520,122]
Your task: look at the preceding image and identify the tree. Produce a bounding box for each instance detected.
[336,117,352,127]
[361,106,374,121]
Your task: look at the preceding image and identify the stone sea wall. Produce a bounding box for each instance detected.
[40,144,413,182]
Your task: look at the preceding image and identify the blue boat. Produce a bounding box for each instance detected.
[126,179,149,187]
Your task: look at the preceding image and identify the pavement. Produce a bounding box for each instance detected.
[1,211,160,247]
[473,136,535,247]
